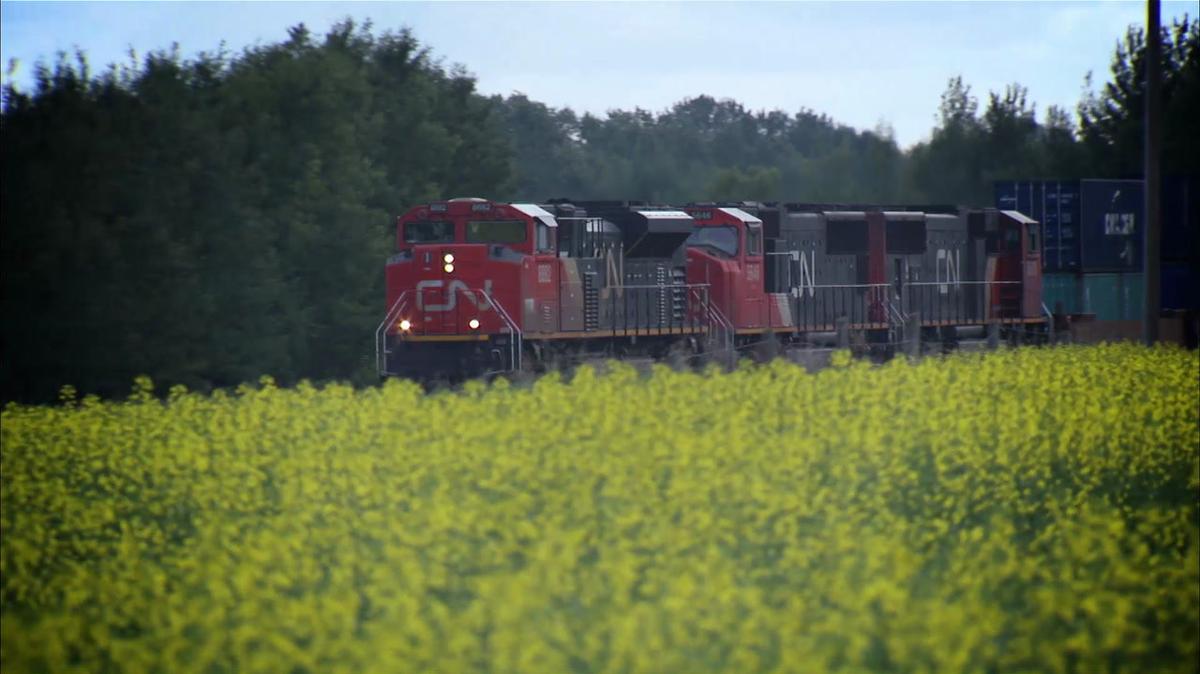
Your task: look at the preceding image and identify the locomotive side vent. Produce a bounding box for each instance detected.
[656,266,669,325]
[583,272,599,330]
[671,267,687,322]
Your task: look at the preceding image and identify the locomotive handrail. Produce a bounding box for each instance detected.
[902,280,1020,286]
[898,280,1030,326]
[602,282,710,337]
[477,287,521,374]
[799,283,895,290]
[375,290,413,377]
[786,282,892,331]
[610,283,702,289]
[686,285,733,366]
[707,302,734,364]
[376,287,520,378]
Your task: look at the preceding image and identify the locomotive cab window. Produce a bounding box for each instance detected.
[1005,228,1020,250]
[826,220,868,255]
[1026,223,1038,252]
[686,226,738,257]
[404,221,455,244]
[467,220,527,244]
[536,221,555,253]
[745,225,762,257]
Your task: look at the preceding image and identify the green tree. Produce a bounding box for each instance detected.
[1,20,515,402]
[1079,16,1200,177]
[706,166,782,201]
[909,76,987,203]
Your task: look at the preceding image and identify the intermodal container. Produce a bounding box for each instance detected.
[1162,263,1198,312]
[1078,180,1143,272]
[1163,176,1198,265]
[994,181,1080,272]
[1042,273,1081,315]
[1043,272,1143,321]
[998,177,1198,273]
[1045,267,1194,320]
[1081,272,1144,321]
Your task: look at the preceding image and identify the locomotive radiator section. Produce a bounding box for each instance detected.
[569,203,697,335]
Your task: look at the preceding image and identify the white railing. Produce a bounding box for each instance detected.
[375,290,412,377]
[375,287,522,377]
[476,288,521,374]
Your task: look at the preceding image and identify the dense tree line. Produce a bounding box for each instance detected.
[2,17,1196,401]
[2,21,511,401]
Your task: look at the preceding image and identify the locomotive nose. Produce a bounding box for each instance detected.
[391,244,500,337]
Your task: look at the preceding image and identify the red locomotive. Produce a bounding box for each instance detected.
[377,198,1047,380]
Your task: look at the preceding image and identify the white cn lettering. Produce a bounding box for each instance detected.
[792,249,816,298]
[936,249,960,295]
[415,279,494,312]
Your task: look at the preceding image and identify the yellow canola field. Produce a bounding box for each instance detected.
[2,344,1198,674]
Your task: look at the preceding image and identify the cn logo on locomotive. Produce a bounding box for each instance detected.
[415,279,495,312]
[936,249,961,294]
[794,249,816,299]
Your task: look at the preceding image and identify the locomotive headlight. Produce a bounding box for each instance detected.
[443,263,455,273]
[398,319,411,332]
[443,253,455,264]
[468,318,480,330]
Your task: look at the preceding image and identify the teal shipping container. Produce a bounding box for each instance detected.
[1081,273,1144,321]
[1042,274,1082,315]
[1044,272,1147,321]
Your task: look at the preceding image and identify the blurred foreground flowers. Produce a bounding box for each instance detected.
[2,344,1197,673]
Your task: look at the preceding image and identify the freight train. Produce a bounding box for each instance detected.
[376,198,1048,380]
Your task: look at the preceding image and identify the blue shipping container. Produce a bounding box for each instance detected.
[1162,263,1198,312]
[996,179,1149,273]
[994,181,1080,272]
[1079,180,1143,272]
[1163,176,1198,264]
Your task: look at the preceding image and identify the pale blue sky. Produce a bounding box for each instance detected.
[2,1,1193,148]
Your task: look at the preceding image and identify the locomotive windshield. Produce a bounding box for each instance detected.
[404,221,454,244]
[467,220,527,244]
[686,226,738,257]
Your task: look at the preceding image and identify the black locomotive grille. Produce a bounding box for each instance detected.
[583,272,599,330]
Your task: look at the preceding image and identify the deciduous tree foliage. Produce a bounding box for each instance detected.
[2,21,512,401]
[493,95,910,204]
[1078,17,1200,178]
[2,18,1195,401]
